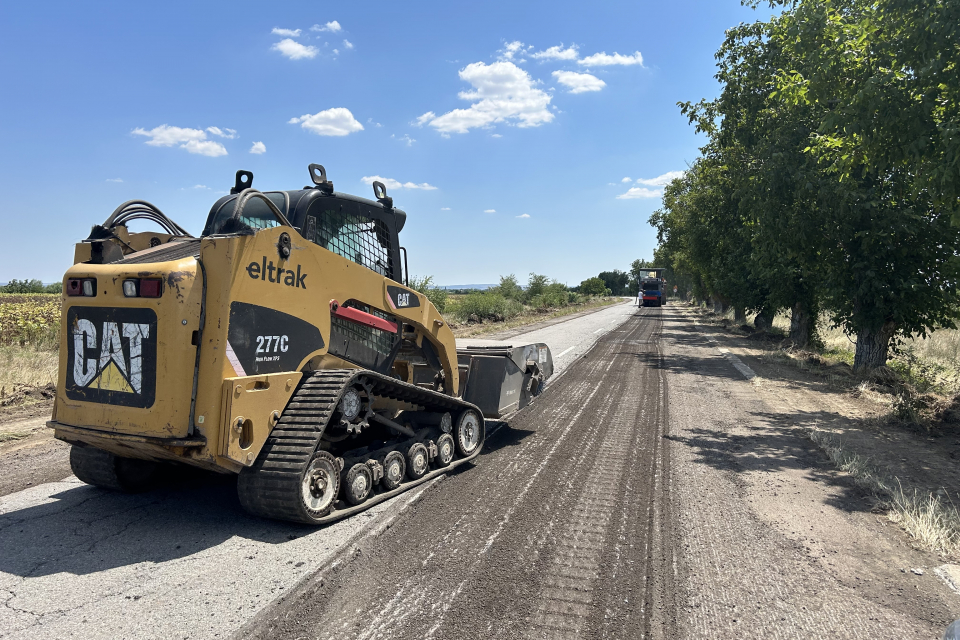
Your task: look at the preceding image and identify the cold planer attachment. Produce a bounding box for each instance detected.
[456,340,553,418]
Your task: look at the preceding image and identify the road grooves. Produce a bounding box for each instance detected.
[243,305,678,640]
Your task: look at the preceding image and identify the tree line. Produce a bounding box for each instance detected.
[650,0,960,371]
[1,279,62,294]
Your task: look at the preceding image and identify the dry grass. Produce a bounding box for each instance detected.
[809,429,960,556]
[0,344,58,392]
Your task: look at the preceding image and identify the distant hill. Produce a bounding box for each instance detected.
[439,284,496,291]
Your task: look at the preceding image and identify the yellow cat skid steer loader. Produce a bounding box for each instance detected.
[49,164,552,524]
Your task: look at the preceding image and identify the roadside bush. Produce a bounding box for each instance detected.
[451,292,523,323]
[530,282,575,310]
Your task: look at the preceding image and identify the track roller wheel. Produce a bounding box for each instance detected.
[300,450,340,519]
[405,442,429,480]
[435,434,455,467]
[342,463,373,505]
[381,451,406,490]
[453,409,484,457]
[70,445,160,493]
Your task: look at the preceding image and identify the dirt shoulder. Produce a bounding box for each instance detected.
[664,304,959,636]
[0,397,70,497]
[678,303,960,553]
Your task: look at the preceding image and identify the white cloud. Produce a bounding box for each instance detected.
[206,126,237,139]
[311,21,341,32]
[271,27,301,37]
[552,70,605,94]
[532,44,579,61]
[289,108,364,136]
[637,170,685,186]
[484,209,496,213]
[132,125,228,157]
[250,141,266,154]
[579,51,644,67]
[441,207,451,211]
[193,184,209,189]
[617,187,662,199]
[516,213,530,219]
[419,61,554,134]
[182,140,228,156]
[491,133,502,138]
[392,134,416,147]
[499,40,527,61]
[360,175,438,190]
[272,38,318,60]
[106,178,123,183]
[415,111,436,127]
[621,177,632,183]
[343,39,353,49]
[332,48,339,55]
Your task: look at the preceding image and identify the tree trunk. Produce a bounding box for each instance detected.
[754,306,774,332]
[713,299,726,314]
[854,322,896,372]
[789,302,813,347]
[734,307,746,323]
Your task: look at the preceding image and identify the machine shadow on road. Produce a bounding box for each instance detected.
[665,408,874,515]
[0,420,538,579]
[0,471,327,577]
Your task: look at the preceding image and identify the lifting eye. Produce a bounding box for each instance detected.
[278,232,292,259]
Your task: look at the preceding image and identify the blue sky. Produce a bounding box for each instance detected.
[0,0,770,286]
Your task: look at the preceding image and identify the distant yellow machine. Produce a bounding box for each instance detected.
[50,165,552,524]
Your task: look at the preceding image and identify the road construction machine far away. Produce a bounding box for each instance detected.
[49,164,552,524]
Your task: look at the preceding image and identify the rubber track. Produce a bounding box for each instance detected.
[237,369,482,524]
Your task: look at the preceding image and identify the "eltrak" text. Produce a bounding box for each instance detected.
[247,257,307,289]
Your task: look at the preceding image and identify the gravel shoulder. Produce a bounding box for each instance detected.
[666,304,956,637]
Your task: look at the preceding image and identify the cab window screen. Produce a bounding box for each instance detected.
[207,193,287,235]
[313,203,392,278]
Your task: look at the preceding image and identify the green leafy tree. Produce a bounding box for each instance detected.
[494,274,523,300]
[580,277,610,296]
[1,279,46,294]
[527,273,549,298]
[768,0,960,368]
[597,270,630,296]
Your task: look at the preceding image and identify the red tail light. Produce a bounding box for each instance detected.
[139,279,162,298]
[66,279,96,297]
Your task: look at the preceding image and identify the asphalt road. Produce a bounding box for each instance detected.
[0,301,636,640]
[3,301,949,639]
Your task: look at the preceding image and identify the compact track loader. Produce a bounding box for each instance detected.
[50,164,552,524]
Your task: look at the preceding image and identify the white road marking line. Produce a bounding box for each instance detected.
[593,327,606,334]
[555,346,575,359]
[717,347,757,380]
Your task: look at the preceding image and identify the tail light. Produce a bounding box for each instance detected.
[66,279,97,297]
[122,278,162,298]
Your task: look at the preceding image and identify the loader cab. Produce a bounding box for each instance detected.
[201,168,407,282]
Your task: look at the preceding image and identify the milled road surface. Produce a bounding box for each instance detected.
[0,302,635,639]
[244,304,675,639]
